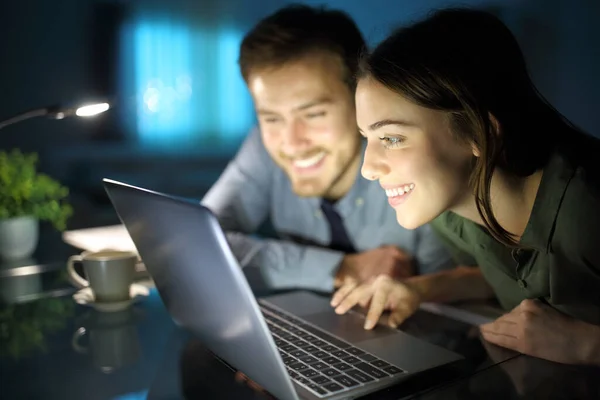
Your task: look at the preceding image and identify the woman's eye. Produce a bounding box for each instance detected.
[379,136,405,148]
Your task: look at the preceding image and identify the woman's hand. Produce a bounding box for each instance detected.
[330,275,422,330]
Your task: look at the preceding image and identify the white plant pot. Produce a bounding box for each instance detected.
[0,216,39,260]
[0,257,43,303]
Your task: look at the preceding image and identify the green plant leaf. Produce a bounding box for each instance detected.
[0,149,73,230]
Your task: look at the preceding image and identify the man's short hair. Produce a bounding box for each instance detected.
[239,4,366,88]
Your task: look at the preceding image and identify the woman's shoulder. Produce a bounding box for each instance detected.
[559,132,600,201]
[552,136,600,256]
[430,211,465,235]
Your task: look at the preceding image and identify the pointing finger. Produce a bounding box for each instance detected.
[364,285,389,330]
[330,280,357,307]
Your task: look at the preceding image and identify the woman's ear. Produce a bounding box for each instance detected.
[471,142,481,158]
[471,113,501,157]
[489,113,501,137]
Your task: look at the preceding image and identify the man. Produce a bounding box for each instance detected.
[201,4,454,293]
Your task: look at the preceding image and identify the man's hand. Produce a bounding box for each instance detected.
[334,245,414,287]
[234,372,275,399]
[330,275,422,330]
[480,299,600,365]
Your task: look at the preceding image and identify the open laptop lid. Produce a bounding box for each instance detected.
[103,178,299,400]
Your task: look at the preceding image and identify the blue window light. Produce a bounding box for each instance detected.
[122,17,254,150]
[113,390,148,400]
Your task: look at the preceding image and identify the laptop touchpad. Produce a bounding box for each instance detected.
[304,310,398,344]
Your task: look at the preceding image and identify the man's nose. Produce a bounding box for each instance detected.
[282,119,310,153]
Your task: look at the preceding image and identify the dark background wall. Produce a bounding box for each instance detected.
[0,0,598,229]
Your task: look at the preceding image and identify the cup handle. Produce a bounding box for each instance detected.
[67,255,89,289]
[71,327,89,354]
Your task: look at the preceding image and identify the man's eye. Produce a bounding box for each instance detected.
[306,111,326,119]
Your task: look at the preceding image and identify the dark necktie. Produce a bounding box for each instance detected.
[320,199,356,254]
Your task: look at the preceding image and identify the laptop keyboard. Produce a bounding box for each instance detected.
[260,302,405,398]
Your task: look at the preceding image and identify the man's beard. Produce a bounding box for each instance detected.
[288,147,360,198]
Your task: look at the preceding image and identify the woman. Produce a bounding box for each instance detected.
[331,8,600,365]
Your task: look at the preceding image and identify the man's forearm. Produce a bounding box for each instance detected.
[406,265,495,303]
[582,322,600,365]
[590,328,600,365]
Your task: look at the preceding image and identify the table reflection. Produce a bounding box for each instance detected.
[0,296,74,360]
[420,349,600,400]
[71,308,143,373]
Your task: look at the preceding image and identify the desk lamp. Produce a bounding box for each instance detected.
[0,102,110,130]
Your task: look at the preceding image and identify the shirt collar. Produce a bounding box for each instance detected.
[306,139,369,216]
[520,151,576,252]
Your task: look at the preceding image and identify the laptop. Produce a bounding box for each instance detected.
[103,178,463,400]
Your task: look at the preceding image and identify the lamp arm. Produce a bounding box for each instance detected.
[0,108,50,130]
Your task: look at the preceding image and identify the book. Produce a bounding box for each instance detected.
[62,224,138,254]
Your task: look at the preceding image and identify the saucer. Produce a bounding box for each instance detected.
[73,284,150,312]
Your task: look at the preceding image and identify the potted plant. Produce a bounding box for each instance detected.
[0,149,73,259]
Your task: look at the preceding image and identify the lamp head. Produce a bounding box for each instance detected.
[49,102,110,120]
[75,103,110,117]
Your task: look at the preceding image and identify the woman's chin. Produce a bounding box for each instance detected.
[395,212,427,230]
